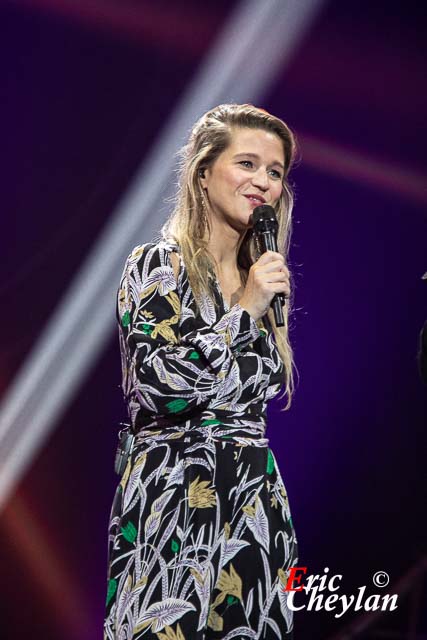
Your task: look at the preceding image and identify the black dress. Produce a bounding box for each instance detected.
[104,240,298,639]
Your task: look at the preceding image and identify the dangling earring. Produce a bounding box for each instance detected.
[201,193,209,231]
[199,168,209,234]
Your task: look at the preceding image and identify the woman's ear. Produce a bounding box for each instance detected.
[199,167,208,189]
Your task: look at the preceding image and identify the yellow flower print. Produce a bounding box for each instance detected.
[216,563,243,600]
[151,315,180,344]
[224,521,231,541]
[207,606,224,632]
[140,310,154,320]
[188,476,217,508]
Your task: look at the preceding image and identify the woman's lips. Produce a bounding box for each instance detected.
[244,195,266,208]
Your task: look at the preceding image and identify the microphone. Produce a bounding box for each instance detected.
[251,204,286,327]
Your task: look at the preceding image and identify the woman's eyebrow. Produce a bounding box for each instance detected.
[233,152,284,170]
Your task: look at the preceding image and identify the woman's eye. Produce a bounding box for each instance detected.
[239,160,253,168]
[269,169,282,179]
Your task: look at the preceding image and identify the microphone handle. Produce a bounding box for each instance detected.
[258,231,285,328]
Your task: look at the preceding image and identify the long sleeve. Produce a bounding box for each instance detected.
[117,242,261,423]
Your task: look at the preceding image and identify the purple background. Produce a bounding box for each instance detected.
[1,1,426,638]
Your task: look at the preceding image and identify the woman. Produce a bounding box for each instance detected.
[104,104,299,639]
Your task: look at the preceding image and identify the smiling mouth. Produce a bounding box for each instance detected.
[244,195,266,206]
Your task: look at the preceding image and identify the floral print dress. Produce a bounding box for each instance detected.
[104,240,298,640]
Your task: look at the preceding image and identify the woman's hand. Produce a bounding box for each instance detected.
[238,250,290,322]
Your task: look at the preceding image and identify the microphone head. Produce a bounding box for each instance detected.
[251,204,278,233]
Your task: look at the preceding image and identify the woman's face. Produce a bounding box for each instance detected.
[200,127,285,231]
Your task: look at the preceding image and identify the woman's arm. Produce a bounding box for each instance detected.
[117,242,260,419]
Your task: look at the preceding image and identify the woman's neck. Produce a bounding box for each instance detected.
[206,225,246,277]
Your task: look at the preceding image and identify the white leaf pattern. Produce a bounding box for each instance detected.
[198,290,217,324]
[265,616,283,639]
[143,265,177,296]
[223,538,251,565]
[135,598,197,632]
[144,512,161,539]
[278,585,294,632]
[123,454,146,511]
[193,567,212,631]
[151,489,175,514]
[222,626,257,639]
[164,459,185,488]
[245,586,254,619]
[244,494,270,552]
[152,358,195,390]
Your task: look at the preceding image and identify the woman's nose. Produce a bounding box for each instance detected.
[251,167,269,190]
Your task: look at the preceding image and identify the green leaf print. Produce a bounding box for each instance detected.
[201,419,223,426]
[121,521,137,543]
[165,398,189,413]
[171,538,180,553]
[106,578,117,606]
[141,323,153,335]
[188,350,200,359]
[121,310,130,327]
[226,595,238,605]
[266,449,275,475]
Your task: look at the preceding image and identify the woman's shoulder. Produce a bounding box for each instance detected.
[123,239,181,284]
[126,239,179,266]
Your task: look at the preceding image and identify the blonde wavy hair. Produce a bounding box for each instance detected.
[160,103,299,410]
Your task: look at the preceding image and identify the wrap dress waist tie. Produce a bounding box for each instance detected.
[133,404,270,448]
